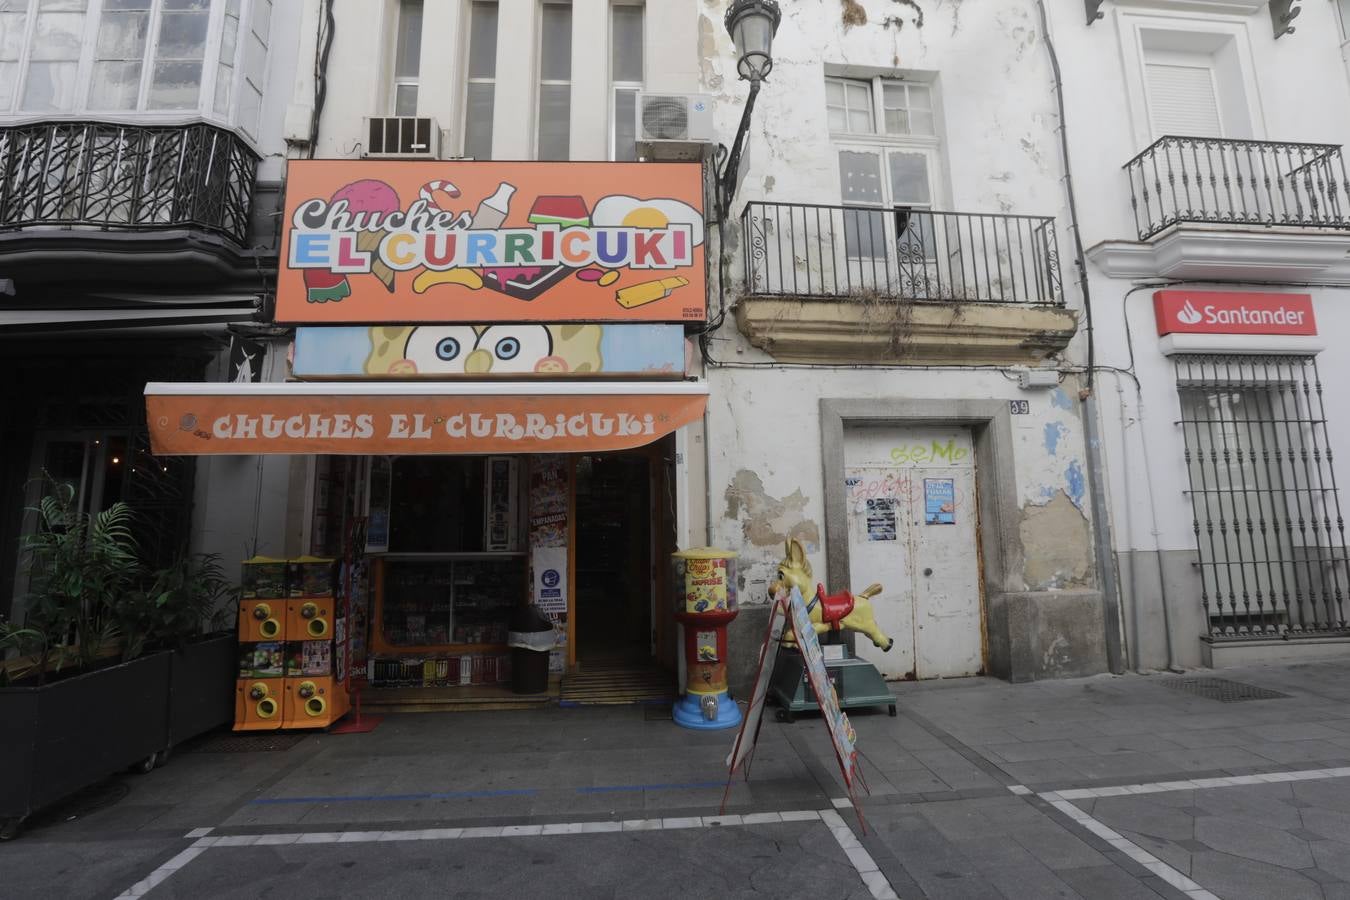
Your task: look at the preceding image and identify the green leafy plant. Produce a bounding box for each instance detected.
[18,478,140,684]
[0,620,47,687]
[117,554,235,661]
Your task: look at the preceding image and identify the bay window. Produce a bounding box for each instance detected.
[0,0,271,138]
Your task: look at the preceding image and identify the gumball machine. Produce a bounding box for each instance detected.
[671,548,742,730]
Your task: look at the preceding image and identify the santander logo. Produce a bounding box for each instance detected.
[1154,290,1317,338]
[1176,300,1203,325]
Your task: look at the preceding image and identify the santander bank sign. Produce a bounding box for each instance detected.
[1153,290,1317,337]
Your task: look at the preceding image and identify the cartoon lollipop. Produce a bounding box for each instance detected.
[331,179,400,293]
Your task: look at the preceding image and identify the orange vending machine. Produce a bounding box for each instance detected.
[234,557,350,731]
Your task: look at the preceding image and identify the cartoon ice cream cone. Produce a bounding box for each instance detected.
[332,179,400,293]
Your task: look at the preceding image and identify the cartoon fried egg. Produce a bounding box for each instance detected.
[590,195,704,247]
[365,324,603,376]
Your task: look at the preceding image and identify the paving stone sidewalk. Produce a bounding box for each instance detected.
[6,659,1350,898]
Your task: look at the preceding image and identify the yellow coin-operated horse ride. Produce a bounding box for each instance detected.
[767,539,897,721]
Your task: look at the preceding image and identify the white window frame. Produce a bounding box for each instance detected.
[609,0,643,161]
[388,0,421,117]
[1113,11,1265,150]
[461,0,497,159]
[535,0,571,161]
[0,0,263,131]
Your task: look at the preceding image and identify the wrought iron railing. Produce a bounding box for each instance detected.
[1175,355,1350,640]
[0,121,258,244]
[1126,136,1350,240]
[741,202,1063,305]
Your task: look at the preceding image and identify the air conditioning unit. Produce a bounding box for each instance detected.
[364,116,441,158]
[635,93,714,162]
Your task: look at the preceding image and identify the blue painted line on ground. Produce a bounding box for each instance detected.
[576,781,725,794]
[251,788,539,805]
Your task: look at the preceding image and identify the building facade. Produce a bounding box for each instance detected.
[1058,0,1350,670]
[700,0,1112,688]
[0,0,303,624]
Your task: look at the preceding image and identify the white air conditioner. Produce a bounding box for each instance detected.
[363,116,441,158]
[635,92,714,161]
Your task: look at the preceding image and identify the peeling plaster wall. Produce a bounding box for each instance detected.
[701,0,1075,305]
[707,367,1095,606]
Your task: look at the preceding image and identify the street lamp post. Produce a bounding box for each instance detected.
[715,0,781,222]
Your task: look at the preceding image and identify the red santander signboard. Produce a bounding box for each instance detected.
[1154,290,1317,337]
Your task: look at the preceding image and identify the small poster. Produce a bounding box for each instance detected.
[865,498,897,542]
[532,546,568,616]
[366,457,392,552]
[925,478,956,525]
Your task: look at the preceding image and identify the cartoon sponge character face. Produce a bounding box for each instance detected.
[364,324,603,376]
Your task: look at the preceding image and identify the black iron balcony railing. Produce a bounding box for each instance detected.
[0,121,258,245]
[741,202,1063,306]
[1126,136,1350,241]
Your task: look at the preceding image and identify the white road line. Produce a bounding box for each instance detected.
[115,807,902,899]
[821,809,899,900]
[1028,767,1350,900]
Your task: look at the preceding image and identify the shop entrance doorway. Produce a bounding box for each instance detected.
[574,451,653,665]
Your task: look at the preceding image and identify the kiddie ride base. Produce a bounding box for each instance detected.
[768,643,895,722]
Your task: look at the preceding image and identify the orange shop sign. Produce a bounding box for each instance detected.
[144,382,709,456]
[276,160,707,324]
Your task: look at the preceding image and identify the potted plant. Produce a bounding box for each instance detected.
[0,481,171,839]
[0,483,239,840]
[117,554,238,755]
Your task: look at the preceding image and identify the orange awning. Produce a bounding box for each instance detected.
[144,381,707,455]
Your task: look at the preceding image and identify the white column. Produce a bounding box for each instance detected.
[569,0,608,160]
[492,0,538,159]
[645,0,698,94]
[418,0,466,152]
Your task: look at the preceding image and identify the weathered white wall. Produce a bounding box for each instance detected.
[696,0,1098,610]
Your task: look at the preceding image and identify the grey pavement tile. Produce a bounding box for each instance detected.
[1163,728,1253,749]
[1090,796,1196,842]
[998,759,1091,785]
[1010,825,1109,871]
[1154,747,1276,772]
[1301,808,1350,844]
[1075,734,1187,755]
[987,740,1092,763]
[983,863,1084,899]
[1312,840,1350,882]
[1056,752,1175,781]
[1190,850,1324,900]
[1191,784,1301,829]
[1239,722,1347,743]
[1245,739,1350,764]
[1118,827,1193,875]
[1292,777,1350,810]
[1057,864,1171,900]
[1194,815,1315,869]
[0,836,181,900]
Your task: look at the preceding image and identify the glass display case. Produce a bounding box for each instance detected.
[375,556,525,653]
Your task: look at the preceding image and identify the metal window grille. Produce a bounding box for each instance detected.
[1174,355,1350,639]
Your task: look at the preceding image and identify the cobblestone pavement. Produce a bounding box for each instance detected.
[6,659,1350,898]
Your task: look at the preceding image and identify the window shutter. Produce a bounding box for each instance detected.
[1146,63,1222,138]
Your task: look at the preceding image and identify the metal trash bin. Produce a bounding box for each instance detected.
[508,607,555,695]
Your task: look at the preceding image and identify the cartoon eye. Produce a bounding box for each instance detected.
[474,325,553,373]
[403,325,479,374]
[437,337,462,360]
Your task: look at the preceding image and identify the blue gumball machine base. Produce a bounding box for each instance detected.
[672,690,742,730]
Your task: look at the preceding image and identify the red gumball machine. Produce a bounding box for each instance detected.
[671,548,742,730]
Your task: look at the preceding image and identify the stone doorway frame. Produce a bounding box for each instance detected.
[819,398,1024,679]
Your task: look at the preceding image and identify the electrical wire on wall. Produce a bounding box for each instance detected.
[308,0,336,160]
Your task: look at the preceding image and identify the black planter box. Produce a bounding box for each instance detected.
[0,652,171,823]
[0,633,237,833]
[167,633,236,746]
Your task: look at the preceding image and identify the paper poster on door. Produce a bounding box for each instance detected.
[924,478,956,525]
[865,498,897,541]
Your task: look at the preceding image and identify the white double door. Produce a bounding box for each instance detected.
[844,425,983,680]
